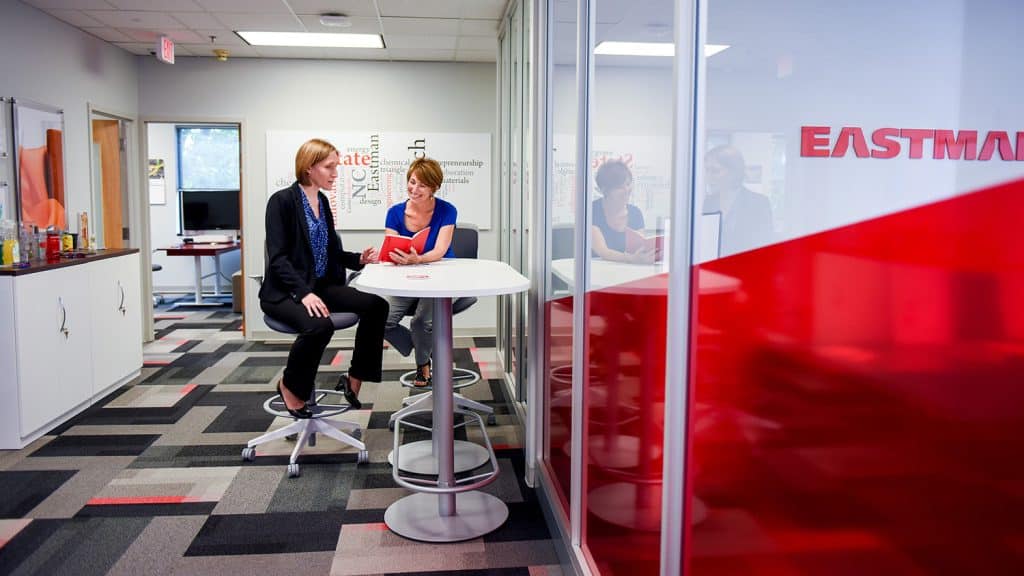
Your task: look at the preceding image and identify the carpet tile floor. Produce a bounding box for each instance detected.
[0,302,562,576]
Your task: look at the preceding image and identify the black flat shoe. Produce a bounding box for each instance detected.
[285,405,314,419]
[277,382,313,419]
[336,374,362,410]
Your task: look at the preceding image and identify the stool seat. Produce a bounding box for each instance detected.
[263,312,359,334]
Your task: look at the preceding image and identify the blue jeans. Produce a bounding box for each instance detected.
[385,296,433,366]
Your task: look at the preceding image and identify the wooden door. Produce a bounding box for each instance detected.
[92,119,122,248]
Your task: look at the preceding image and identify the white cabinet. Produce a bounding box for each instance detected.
[14,265,94,437]
[0,251,142,449]
[90,253,142,395]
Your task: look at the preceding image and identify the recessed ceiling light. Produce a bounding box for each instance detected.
[237,31,383,48]
[594,41,729,58]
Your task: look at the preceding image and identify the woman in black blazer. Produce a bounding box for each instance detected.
[260,138,388,415]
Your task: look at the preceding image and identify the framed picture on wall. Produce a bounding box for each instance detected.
[12,98,66,229]
[149,158,166,205]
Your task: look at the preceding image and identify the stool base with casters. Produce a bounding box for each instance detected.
[242,389,368,478]
[245,310,367,478]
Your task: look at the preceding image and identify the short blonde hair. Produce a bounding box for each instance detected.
[295,138,338,185]
[406,157,444,191]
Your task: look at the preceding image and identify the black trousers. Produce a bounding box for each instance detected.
[261,278,388,401]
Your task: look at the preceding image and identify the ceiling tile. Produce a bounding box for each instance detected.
[22,0,116,9]
[171,11,225,29]
[105,0,204,10]
[83,10,187,28]
[191,30,246,45]
[113,41,157,54]
[287,0,379,17]
[378,0,460,19]
[81,26,134,42]
[388,48,455,61]
[461,0,506,20]
[320,47,393,60]
[214,12,303,31]
[457,35,496,50]
[295,14,382,34]
[459,19,499,37]
[385,34,457,50]
[44,9,106,27]
[166,29,207,42]
[381,17,458,36]
[122,28,161,41]
[194,0,294,12]
[181,44,261,57]
[456,49,498,62]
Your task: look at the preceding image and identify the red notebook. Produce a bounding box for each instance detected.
[379,227,430,263]
[624,228,665,256]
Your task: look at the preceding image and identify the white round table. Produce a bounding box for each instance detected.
[351,258,529,542]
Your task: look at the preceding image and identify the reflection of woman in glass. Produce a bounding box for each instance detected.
[591,159,654,263]
[704,145,774,256]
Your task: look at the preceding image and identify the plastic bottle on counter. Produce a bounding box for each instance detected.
[79,212,89,249]
[34,226,45,261]
[19,224,35,263]
[1,220,20,265]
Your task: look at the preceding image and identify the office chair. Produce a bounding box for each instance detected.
[151,263,164,306]
[385,222,494,430]
[550,223,574,295]
[243,268,368,478]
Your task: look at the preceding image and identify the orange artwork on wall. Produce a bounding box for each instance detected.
[17,131,66,229]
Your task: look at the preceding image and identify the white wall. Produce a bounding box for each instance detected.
[0,0,139,232]
[148,123,241,293]
[137,57,497,336]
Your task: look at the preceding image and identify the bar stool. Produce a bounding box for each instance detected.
[242,311,368,478]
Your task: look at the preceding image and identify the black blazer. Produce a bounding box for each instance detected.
[259,182,364,304]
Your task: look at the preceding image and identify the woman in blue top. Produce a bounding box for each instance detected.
[383,157,457,387]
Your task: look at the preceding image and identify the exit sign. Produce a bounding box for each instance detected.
[156,35,174,64]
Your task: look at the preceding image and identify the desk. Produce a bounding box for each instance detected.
[351,259,528,542]
[160,242,240,306]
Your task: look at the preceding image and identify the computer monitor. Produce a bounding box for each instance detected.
[179,189,240,233]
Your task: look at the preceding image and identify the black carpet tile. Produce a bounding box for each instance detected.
[0,517,150,576]
[29,435,162,457]
[184,511,346,556]
[0,470,77,517]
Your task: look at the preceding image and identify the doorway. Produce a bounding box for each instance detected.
[146,122,243,315]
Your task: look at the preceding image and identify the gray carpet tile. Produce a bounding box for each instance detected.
[0,305,560,576]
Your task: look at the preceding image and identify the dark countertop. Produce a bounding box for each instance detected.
[0,248,140,276]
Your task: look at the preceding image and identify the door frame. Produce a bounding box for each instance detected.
[138,115,245,342]
[86,103,141,340]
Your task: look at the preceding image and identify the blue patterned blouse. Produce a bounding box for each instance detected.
[301,192,329,279]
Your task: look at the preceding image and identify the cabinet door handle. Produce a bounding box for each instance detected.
[58,297,69,339]
[117,281,126,316]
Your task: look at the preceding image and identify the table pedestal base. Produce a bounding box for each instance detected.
[588,482,708,530]
[388,440,489,474]
[385,491,508,542]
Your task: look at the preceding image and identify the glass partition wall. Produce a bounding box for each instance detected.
[535,0,690,574]
[529,0,1024,575]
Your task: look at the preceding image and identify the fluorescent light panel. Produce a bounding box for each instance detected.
[237,31,383,48]
[594,41,729,58]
